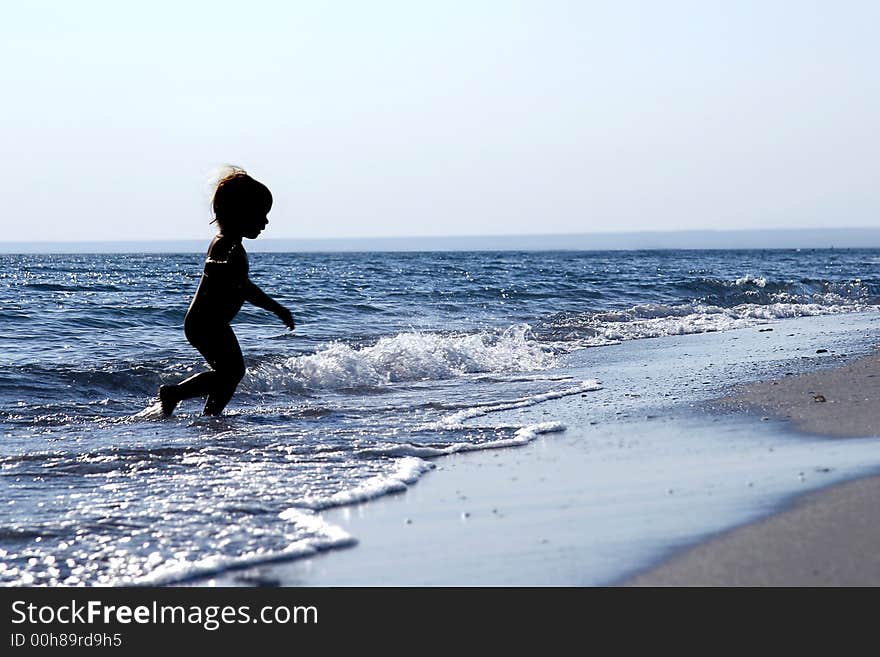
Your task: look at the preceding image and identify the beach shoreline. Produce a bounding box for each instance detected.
[624,472,880,586]
[627,349,880,586]
[188,312,880,587]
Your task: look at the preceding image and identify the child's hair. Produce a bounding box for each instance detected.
[210,166,273,232]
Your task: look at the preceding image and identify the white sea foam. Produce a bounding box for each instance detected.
[276,507,354,543]
[244,324,555,391]
[428,380,602,429]
[138,508,355,585]
[130,401,165,421]
[257,381,601,512]
[359,421,566,458]
[354,380,602,461]
[552,301,876,347]
[295,457,436,511]
[471,373,575,383]
[734,274,767,287]
[294,412,577,509]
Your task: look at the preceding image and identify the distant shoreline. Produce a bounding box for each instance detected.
[5,228,880,254]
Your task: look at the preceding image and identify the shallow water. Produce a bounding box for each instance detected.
[2,249,880,585]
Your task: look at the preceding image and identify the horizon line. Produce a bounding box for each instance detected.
[4,227,880,253]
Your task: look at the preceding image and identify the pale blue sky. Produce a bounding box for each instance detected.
[2,1,877,241]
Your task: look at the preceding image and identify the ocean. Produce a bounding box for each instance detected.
[3,248,880,586]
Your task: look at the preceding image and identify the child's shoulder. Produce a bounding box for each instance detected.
[206,234,246,263]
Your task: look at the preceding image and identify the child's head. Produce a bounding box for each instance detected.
[211,167,273,238]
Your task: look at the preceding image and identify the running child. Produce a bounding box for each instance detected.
[158,168,294,416]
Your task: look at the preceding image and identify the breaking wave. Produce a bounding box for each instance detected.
[244,324,556,392]
[540,300,877,347]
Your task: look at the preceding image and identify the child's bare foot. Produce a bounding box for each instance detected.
[158,385,178,417]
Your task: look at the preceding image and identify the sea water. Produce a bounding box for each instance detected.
[2,249,880,585]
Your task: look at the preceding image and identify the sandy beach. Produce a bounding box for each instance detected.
[190,312,880,587]
[626,474,880,586]
[719,353,880,438]
[628,350,880,586]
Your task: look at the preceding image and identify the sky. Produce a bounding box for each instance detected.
[1,1,878,242]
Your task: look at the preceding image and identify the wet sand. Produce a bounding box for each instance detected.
[629,352,880,586]
[627,473,880,586]
[719,353,880,438]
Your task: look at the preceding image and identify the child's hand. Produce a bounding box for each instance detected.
[278,307,295,331]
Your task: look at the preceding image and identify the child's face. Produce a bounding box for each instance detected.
[242,209,269,239]
[236,197,271,239]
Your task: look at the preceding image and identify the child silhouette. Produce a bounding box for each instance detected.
[159,168,294,416]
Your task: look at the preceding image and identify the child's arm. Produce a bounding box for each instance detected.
[244,280,295,330]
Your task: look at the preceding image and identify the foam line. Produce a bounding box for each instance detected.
[429,380,602,428]
[358,421,566,458]
[295,457,436,511]
[137,508,355,585]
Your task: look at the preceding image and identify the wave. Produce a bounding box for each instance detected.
[6,272,877,405]
[1,325,563,409]
[358,421,566,458]
[23,282,123,293]
[243,324,556,392]
[676,275,878,307]
[425,380,601,428]
[0,363,176,399]
[126,422,567,582]
[540,300,876,346]
[294,456,435,510]
[734,274,767,287]
[296,420,568,510]
[137,508,356,586]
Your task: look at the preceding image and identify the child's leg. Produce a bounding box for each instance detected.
[159,324,245,416]
[201,326,245,415]
[160,371,216,415]
[159,371,212,416]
